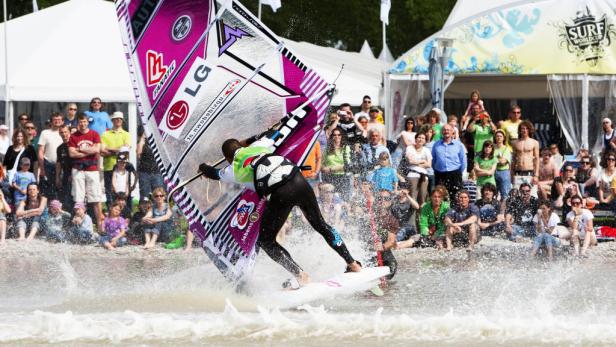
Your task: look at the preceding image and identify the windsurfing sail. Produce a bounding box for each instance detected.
[116,0,333,282]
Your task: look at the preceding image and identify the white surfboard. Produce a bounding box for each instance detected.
[274,266,390,308]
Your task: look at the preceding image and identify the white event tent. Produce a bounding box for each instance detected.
[0,0,386,138]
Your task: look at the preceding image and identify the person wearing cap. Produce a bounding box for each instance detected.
[0,124,10,162]
[38,112,64,198]
[101,111,131,207]
[112,152,137,215]
[602,117,616,154]
[366,106,386,145]
[43,199,71,243]
[69,202,94,244]
[84,97,112,136]
[11,157,36,205]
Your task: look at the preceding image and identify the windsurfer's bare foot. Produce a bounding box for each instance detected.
[297,271,311,286]
[347,261,362,272]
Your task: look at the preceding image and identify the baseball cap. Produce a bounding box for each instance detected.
[19,157,30,166]
[49,200,62,209]
[74,202,86,210]
[0,125,8,130]
[111,111,124,120]
[369,106,380,113]
[118,152,128,161]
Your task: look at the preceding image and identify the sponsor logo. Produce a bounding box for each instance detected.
[185,79,242,142]
[158,57,212,138]
[166,100,189,130]
[249,212,259,223]
[555,6,616,66]
[325,280,342,288]
[172,15,192,41]
[230,200,255,230]
[130,0,158,39]
[219,22,252,56]
[146,50,176,99]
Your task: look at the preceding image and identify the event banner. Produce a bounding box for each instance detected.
[391,0,616,75]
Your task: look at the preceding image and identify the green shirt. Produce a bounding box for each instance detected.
[473,124,493,153]
[419,200,450,238]
[494,145,512,171]
[322,146,351,175]
[101,128,130,171]
[431,123,443,142]
[475,155,497,187]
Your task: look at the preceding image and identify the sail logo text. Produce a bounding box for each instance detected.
[231,200,255,230]
[166,100,189,130]
[146,50,176,100]
[185,79,242,142]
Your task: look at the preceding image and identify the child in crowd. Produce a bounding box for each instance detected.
[112,152,137,204]
[45,200,72,243]
[128,198,151,245]
[371,152,398,194]
[114,193,132,224]
[70,202,94,244]
[0,190,10,245]
[11,157,36,205]
[100,201,127,250]
[142,187,173,249]
[448,115,459,139]
[463,89,485,116]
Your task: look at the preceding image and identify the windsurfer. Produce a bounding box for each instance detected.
[199,132,362,289]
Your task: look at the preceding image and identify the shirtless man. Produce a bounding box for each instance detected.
[537,148,559,200]
[512,121,540,196]
[500,105,523,146]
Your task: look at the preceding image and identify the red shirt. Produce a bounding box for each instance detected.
[68,129,100,171]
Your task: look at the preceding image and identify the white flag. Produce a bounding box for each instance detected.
[260,0,282,13]
[380,0,391,25]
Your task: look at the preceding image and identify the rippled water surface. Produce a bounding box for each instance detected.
[1,236,616,347]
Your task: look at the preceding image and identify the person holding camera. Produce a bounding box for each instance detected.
[467,112,497,157]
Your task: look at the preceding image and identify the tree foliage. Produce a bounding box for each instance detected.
[3,0,455,58]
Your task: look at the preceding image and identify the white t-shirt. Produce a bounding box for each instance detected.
[533,212,560,235]
[398,131,416,149]
[405,145,432,178]
[354,111,369,121]
[113,170,128,193]
[597,168,616,189]
[0,136,10,155]
[38,129,63,163]
[566,209,594,237]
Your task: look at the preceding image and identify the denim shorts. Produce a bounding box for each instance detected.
[533,233,561,249]
[98,235,127,247]
[17,216,41,231]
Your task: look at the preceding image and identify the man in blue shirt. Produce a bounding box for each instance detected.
[84,97,112,136]
[432,124,466,202]
[361,129,390,180]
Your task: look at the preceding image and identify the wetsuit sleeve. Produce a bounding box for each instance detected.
[199,163,220,180]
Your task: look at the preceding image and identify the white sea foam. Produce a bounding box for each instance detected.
[1,302,616,345]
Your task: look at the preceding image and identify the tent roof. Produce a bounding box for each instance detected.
[1,0,386,105]
[391,0,616,76]
[0,0,134,102]
[444,0,525,28]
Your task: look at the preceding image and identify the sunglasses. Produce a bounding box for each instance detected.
[513,111,521,114]
[19,118,28,121]
[25,126,35,130]
[572,201,582,206]
[68,108,77,111]
[582,161,590,164]
[153,194,165,198]
[565,168,573,172]
[91,101,101,104]
[521,189,531,193]
[608,158,616,161]
[332,134,342,137]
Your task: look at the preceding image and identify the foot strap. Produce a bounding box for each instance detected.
[282,277,300,290]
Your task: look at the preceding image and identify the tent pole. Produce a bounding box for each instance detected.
[258,0,262,20]
[3,0,10,128]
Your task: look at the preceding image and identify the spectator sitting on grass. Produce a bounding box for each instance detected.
[44,199,72,243]
[15,183,47,241]
[70,202,94,244]
[142,187,173,249]
[128,198,151,245]
[100,201,127,250]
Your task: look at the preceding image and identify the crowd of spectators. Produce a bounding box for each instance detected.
[310,91,616,260]
[0,97,188,250]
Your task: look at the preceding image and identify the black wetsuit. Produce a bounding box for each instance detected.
[200,150,355,276]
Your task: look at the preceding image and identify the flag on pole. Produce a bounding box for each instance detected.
[380,0,390,25]
[32,0,39,12]
[260,0,281,13]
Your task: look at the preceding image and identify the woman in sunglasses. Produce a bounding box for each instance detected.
[142,186,174,249]
[576,155,598,198]
[597,151,616,208]
[565,195,596,256]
